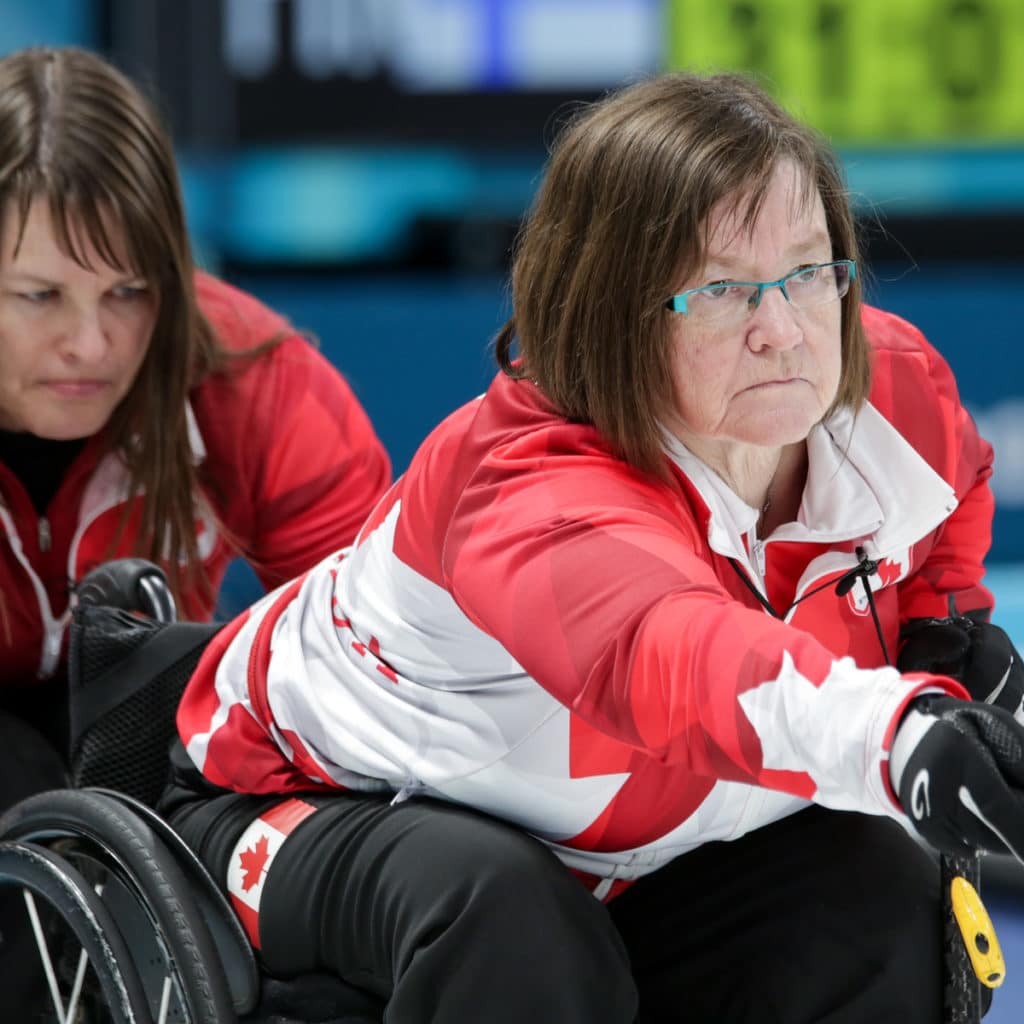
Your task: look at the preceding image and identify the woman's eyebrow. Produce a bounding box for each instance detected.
[781,230,833,260]
[0,270,59,285]
[701,232,834,278]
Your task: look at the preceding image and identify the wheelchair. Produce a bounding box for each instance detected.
[0,560,383,1024]
[0,558,1006,1023]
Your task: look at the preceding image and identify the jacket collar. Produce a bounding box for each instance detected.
[661,401,957,561]
[185,400,207,464]
[78,400,208,524]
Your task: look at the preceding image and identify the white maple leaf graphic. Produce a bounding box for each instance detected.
[737,650,909,816]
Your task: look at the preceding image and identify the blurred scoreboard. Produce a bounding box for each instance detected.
[218,0,1024,145]
[222,0,661,91]
[667,0,1024,142]
[221,0,661,143]
[4,1,1022,146]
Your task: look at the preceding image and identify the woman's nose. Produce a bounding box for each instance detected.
[746,286,803,351]
[60,307,108,362]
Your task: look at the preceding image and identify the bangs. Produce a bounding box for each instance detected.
[49,188,154,279]
[5,173,156,281]
[734,159,820,237]
[691,143,823,277]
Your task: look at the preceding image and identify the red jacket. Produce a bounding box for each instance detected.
[0,272,391,684]
[178,305,984,889]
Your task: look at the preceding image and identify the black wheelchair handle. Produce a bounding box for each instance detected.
[75,558,177,624]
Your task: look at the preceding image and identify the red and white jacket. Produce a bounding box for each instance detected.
[0,272,391,686]
[178,306,986,892]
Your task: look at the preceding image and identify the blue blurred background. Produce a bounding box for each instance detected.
[6,2,1024,1017]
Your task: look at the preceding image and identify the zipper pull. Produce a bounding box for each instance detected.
[38,516,51,553]
[752,539,766,576]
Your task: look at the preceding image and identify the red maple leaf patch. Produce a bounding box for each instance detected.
[238,834,271,892]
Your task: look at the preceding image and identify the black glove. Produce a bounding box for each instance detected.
[891,695,1024,860]
[898,615,1024,722]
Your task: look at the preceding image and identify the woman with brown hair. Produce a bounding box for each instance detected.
[0,45,391,1012]
[166,72,1020,1021]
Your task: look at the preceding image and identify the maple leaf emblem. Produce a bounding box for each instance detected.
[238,834,271,892]
[737,650,904,816]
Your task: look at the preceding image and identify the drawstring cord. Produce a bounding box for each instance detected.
[390,778,427,806]
[834,547,891,665]
[728,545,892,666]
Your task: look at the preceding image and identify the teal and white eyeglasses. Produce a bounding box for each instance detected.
[665,259,857,327]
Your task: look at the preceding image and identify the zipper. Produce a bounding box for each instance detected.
[38,516,51,552]
[751,538,766,577]
[0,504,64,676]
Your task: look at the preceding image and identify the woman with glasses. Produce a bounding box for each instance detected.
[165,72,1021,1022]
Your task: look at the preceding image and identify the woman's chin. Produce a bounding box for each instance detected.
[22,415,104,442]
[746,399,828,444]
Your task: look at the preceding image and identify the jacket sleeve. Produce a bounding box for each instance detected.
[193,273,392,590]
[238,336,392,589]
[441,449,968,819]
[865,310,995,621]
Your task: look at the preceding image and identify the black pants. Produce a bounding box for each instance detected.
[608,806,944,1023]
[163,768,636,1022]
[162,744,953,1024]
[0,680,72,1016]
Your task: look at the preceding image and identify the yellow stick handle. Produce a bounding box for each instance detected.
[950,875,1006,989]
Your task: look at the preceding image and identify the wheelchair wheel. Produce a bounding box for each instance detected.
[0,789,236,1024]
[90,787,260,1015]
[0,840,148,1022]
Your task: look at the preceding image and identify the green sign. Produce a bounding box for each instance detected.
[666,0,1024,142]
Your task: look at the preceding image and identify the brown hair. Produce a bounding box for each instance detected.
[495,72,869,477]
[0,46,225,600]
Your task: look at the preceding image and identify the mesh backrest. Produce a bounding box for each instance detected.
[68,605,221,807]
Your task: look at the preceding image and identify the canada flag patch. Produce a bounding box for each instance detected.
[226,798,318,948]
[847,549,912,617]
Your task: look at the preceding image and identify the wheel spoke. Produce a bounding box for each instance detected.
[157,975,172,1023]
[24,888,67,1024]
[66,948,89,1023]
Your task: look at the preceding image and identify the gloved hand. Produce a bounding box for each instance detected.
[890,694,1024,861]
[898,616,1024,722]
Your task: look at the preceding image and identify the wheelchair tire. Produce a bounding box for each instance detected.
[92,786,260,1015]
[0,839,149,1022]
[0,789,236,1024]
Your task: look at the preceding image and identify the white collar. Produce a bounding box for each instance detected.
[661,401,957,561]
[185,400,207,464]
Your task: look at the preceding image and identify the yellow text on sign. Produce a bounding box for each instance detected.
[665,0,1024,143]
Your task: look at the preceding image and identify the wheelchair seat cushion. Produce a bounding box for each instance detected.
[68,605,221,807]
